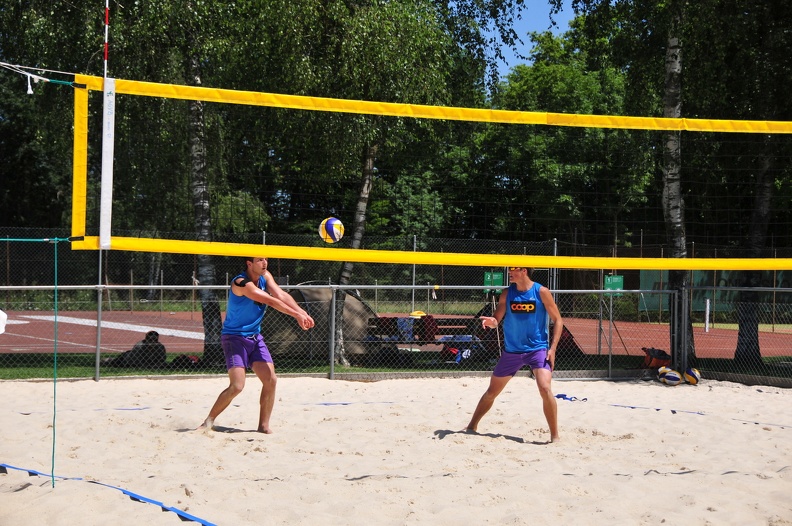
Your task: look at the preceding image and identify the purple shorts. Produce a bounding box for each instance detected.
[221,334,273,370]
[492,350,551,377]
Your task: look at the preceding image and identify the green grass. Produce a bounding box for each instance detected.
[0,354,91,379]
[1,352,789,381]
[0,353,226,380]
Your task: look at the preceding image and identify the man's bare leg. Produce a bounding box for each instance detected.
[465,375,511,432]
[198,367,246,430]
[252,361,277,434]
[534,368,559,442]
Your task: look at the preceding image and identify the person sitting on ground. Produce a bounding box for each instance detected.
[103,330,167,368]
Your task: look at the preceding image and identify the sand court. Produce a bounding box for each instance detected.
[1,376,790,525]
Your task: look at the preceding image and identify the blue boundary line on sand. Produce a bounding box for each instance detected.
[556,393,790,427]
[0,463,216,525]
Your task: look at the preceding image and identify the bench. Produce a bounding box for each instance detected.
[367,315,477,345]
[364,315,500,365]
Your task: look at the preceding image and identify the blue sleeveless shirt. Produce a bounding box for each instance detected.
[221,274,268,336]
[502,282,549,353]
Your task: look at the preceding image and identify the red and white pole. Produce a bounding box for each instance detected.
[100,0,115,250]
[103,0,110,78]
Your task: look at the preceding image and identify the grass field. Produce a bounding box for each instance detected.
[2,351,789,382]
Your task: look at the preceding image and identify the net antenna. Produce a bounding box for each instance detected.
[99,0,115,250]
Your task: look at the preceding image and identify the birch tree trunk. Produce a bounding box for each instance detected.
[333,143,377,366]
[735,144,774,366]
[189,56,223,365]
[661,32,695,365]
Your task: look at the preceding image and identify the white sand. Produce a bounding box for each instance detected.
[1,375,790,525]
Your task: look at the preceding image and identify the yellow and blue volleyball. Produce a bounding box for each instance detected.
[660,369,682,386]
[657,366,673,377]
[319,217,344,243]
[684,367,702,385]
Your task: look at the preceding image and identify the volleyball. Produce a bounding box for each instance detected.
[319,217,344,243]
[684,367,702,385]
[660,369,682,386]
[657,366,673,377]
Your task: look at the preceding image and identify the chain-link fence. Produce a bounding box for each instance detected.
[2,280,791,386]
[2,228,791,386]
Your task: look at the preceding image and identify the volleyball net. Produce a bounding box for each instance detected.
[70,74,792,271]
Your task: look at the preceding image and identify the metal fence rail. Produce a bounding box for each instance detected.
[1,283,790,387]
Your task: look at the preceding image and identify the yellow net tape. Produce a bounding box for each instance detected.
[69,236,792,271]
[70,74,792,270]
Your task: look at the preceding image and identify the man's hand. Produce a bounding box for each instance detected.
[296,312,315,331]
[546,347,556,370]
[480,316,498,329]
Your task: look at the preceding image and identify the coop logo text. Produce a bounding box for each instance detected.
[510,301,536,313]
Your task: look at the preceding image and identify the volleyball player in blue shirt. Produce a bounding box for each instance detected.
[199,257,314,434]
[466,267,564,442]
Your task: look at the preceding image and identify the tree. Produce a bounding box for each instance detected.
[307,0,461,364]
[553,0,695,364]
[484,27,652,246]
[110,1,243,364]
[660,24,694,368]
[0,1,101,228]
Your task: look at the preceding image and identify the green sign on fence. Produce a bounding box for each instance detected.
[484,271,504,294]
[604,274,623,297]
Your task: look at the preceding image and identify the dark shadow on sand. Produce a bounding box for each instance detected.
[177,425,257,433]
[433,429,546,444]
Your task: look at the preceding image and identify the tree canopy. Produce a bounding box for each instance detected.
[2,0,792,255]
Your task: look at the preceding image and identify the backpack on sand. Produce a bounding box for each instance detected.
[641,347,672,369]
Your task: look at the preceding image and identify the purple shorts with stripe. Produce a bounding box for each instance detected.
[221,334,273,370]
[492,350,551,377]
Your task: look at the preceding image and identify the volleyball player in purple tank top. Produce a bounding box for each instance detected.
[198,257,314,434]
[466,267,564,443]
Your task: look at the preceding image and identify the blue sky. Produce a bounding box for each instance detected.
[495,0,575,76]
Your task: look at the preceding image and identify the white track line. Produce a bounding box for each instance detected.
[17,315,205,340]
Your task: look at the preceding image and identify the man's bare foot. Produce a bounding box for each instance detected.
[257,426,273,434]
[549,435,560,443]
[197,417,214,431]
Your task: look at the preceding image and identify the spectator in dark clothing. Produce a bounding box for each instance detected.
[103,330,167,368]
